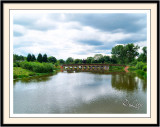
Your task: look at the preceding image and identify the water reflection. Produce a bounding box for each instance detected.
[66,69,126,74]
[112,73,138,92]
[13,70,147,114]
[111,73,147,92]
[14,74,53,84]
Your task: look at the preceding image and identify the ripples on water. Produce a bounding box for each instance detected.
[13,70,147,114]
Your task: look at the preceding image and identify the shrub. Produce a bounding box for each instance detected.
[136,62,146,70]
[13,67,36,79]
[13,63,18,67]
[19,61,54,73]
[109,66,124,71]
[136,70,147,79]
[144,72,147,79]
[129,60,137,66]
[13,62,20,67]
[136,70,145,76]
[128,66,137,71]
[142,65,147,71]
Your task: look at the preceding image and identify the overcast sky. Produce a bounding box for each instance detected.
[13,11,147,60]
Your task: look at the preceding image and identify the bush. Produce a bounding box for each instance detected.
[13,67,36,79]
[13,63,18,67]
[129,60,137,66]
[128,66,137,71]
[136,70,145,76]
[142,65,147,71]
[136,62,146,70]
[136,70,147,79]
[19,61,54,73]
[109,66,124,71]
[13,62,20,67]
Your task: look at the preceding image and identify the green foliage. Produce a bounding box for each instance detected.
[27,53,32,62]
[136,62,146,70]
[74,59,81,64]
[111,44,139,64]
[137,47,147,63]
[128,61,147,79]
[129,60,137,66]
[128,66,137,71]
[54,63,59,67]
[13,54,25,62]
[136,70,145,75]
[37,53,43,63]
[125,44,139,63]
[42,54,48,62]
[111,55,117,64]
[104,56,111,63]
[31,54,36,61]
[13,62,20,67]
[19,61,54,73]
[48,56,57,63]
[93,54,104,63]
[59,59,65,64]
[13,67,36,79]
[66,57,74,64]
[86,57,93,64]
[142,65,147,71]
[109,66,124,71]
[82,59,86,64]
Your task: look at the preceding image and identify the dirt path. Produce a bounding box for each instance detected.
[124,66,129,73]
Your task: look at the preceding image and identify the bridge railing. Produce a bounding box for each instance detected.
[62,64,126,67]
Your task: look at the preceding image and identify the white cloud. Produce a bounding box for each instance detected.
[13,12,147,60]
[134,41,147,54]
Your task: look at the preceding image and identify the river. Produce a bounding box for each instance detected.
[13,70,147,114]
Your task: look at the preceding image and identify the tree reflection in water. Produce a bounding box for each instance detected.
[111,73,147,92]
[13,74,54,84]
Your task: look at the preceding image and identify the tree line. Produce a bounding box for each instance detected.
[13,43,147,65]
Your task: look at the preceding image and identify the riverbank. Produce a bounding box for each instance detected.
[13,67,59,79]
[128,66,147,79]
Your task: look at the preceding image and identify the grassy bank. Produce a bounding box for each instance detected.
[14,67,36,79]
[13,61,59,79]
[13,67,57,79]
[19,61,54,73]
[109,66,125,72]
[128,62,147,79]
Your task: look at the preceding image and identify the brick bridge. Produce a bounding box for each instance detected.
[61,64,126,71]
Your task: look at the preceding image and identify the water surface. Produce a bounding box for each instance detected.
[13,70,147,114]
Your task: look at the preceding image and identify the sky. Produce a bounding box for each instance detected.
[13,11,147,60]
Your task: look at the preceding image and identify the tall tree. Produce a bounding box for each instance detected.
[27,53,32,62]
[104,56,111,63]
[37,53,43,63]
[86,57,93,64]
[59,59,65,64]
[42,54,48,62]
[48,56,57,63]
[94,54,103,61]
[31,54,36,61]
[82,59,86,64]
[111,45,126,64]
[125,44,139,63]
[13,54,24,62]
[111,44,139,64]
[74,59,80,64]
[138,46,147,63]
[66,57,74,64]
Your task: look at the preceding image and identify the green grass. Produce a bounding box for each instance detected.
[13,67,36,79]
[109,66,124,71]
[13,67,58,79]
[128,62,147,79]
